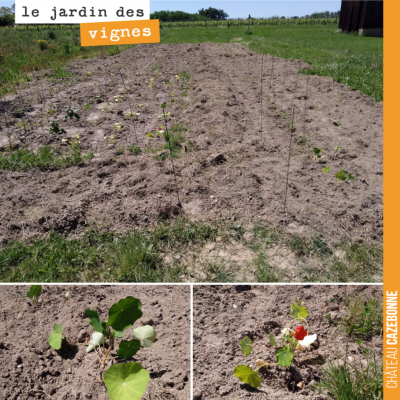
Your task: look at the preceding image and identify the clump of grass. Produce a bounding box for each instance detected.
[254,252,281,282]
[337,294,383,338]
[0,144,93,171]
[288,233,332,257]
[330,241,382,282]
[160,123,186,159]
[0,217,219,282]
[127,145,142,155]
[312,345,383,400]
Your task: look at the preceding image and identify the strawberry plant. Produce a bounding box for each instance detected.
[48,296,155,400]
[234,299,317,388]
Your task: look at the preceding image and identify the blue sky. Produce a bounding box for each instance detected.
[1,1,341,19]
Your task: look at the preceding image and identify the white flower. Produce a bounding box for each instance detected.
[297,334,317,351]
[65,291,71,299]
[86,332,103,353]
[281,328,295,336]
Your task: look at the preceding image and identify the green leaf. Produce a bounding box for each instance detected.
[85,309,105,334]
[335,146,339,153]
[322,166,330,173]
[335,170,347,181]
[234,365,261,388]
[113,330,125,338]
[27,285,42,299]
[117,339,141,359]
[290,304,309,320]
[133,325,156,347]
[238,337,253,356]
[269,332,276,346]
[108,297,142,332]
[276,346,294,367]
[356,339,362,345]
[49,324,63,350]
[313,148,321,154]
[104,362,150,400]
[161,103,166,109]
[348,173,355,181]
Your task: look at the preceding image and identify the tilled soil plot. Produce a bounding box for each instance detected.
[193,284,383,399]
[0,285,190,400]
[0,43,382,260]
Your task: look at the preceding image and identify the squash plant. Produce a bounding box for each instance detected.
[234,299,317,388]
[48,296,156,400]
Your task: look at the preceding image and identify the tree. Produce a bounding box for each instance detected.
[198,7,228,20]
[0,5,15,26]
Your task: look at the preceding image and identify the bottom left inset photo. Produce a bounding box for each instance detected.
[0,285,191,400]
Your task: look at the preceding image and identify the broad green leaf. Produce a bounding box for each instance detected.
[108,297,142,332]
[27,285,42,299]
[85,309,105,334]
[234,365,261,388]
[269,332,276,346]
[133,325,156,347]
[161,103,166,109]
[290,304,309,320]
[313,148,321,154]
[49,324,62,350]
[238,337,253,356]
[117,339,141,359]
[113,330,125,338]
[348,173,355,181]
[276,346,294,367]
[356,339,362,345]
[322,166,330,173]
[104,362,150,400]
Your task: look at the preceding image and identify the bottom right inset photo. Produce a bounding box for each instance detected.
[193,285,383,400]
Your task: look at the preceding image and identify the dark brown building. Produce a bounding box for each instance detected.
[339,0,383,36]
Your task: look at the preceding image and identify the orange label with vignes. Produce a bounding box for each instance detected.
[80,19,160,46]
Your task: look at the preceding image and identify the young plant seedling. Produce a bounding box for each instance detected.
[113,122,123,133]
[65,106,80,120]
[234,299,317,388]
[26,285,42,304]
[333,119,340,126]
[48,296,156,400]
[313,148,323,160]
[126,112,140,120]
[127,145,142,155]
[49,120,67,134]
[335,169,355,182]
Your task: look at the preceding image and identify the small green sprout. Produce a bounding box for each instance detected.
[27,285,42,304]
[65,106,80,120]
[313,148,323,159]
[335,170,355,182]
[113,122,123,133]
[322,166,331,173]
[49,120,67,134]
[333,119,340,126]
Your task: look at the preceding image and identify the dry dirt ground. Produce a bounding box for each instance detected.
[0,285,190,400]
[0,43,383,278]
[193,284,383,399]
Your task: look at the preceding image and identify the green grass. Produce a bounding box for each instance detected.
[0,218,219,282]
[333,294,383,339]
[312,345,383,400]
[0,144,93,171]
[159,24,382,101]
[0,26,135,96]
